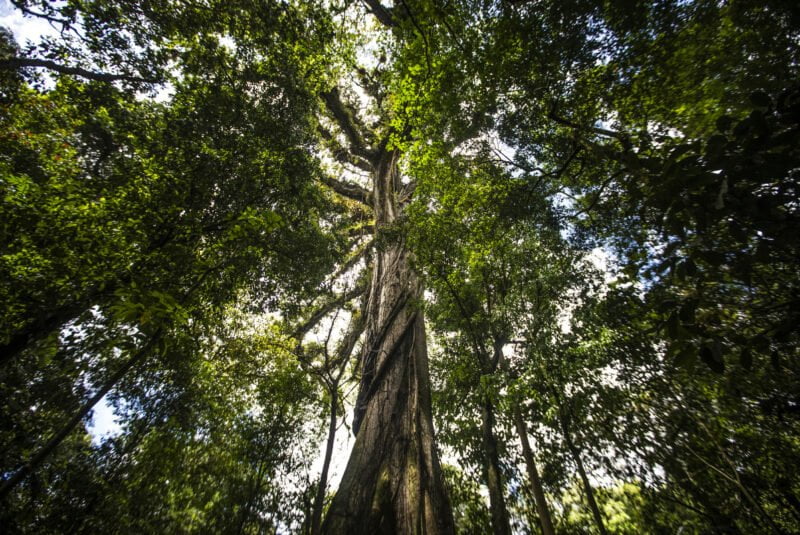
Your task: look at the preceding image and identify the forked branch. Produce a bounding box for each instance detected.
[319,126,374,173]
[292,283,368,341]
[321,87,376,163]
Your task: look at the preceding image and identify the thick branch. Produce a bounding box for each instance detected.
[320,175,373,206]
[321,87,376,162]
[292,284,367,341]
[329,297,368,375]
[361,0,397,27]
[0,57,158,84]
[549,110,631,147]
[319,127,374,173]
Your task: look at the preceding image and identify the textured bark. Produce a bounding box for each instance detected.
[321,149,454,534]
[512,408,555,535]
[480,401,512,535]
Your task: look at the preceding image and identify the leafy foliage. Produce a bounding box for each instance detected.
[1,0,799,533]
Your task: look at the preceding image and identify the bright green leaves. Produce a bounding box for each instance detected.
[110,286,188,331]
[1,1,341,529]
[0,84,146,342]
[85,310,320,533]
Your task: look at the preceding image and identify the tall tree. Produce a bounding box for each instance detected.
[2,1,800,533]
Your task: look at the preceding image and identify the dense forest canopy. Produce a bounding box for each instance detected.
[1,0,798,533]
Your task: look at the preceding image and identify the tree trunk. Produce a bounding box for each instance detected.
[566,437,608,535]
[480,400,512,535]
[237,458,268,534]
[560,412,608,535]
[311,388,338,535]
[512,408,555,535]
[321,149,454,534]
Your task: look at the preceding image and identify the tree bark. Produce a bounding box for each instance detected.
[512,408,555,535]
[480,400,512,535]
[321,149,454,534]
[311,389,338,535]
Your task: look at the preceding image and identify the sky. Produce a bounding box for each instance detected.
[1,0,58,45]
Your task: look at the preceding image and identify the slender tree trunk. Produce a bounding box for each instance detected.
[560,413,608,535]
[311,388,338,535]
[512,408,555,535]
[321,149,454,534]
[0,330,162,500]
[238,458,268,535]
[566,437,608,535]
[480,400,512,535]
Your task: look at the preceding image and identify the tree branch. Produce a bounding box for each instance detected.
[0,57,158,84]
[333,304,367,371]
[10,2,72,25]
[292,284,368,341]
[355,67,384,102]
[329,239,373,284]
[361,0,397,27]
[320,175,373,206]
[399,0,432,76]
[548,109,631,147]
[321,87,376,163]
[319,126,374,173]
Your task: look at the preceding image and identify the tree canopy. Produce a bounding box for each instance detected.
[1,1,798,533]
